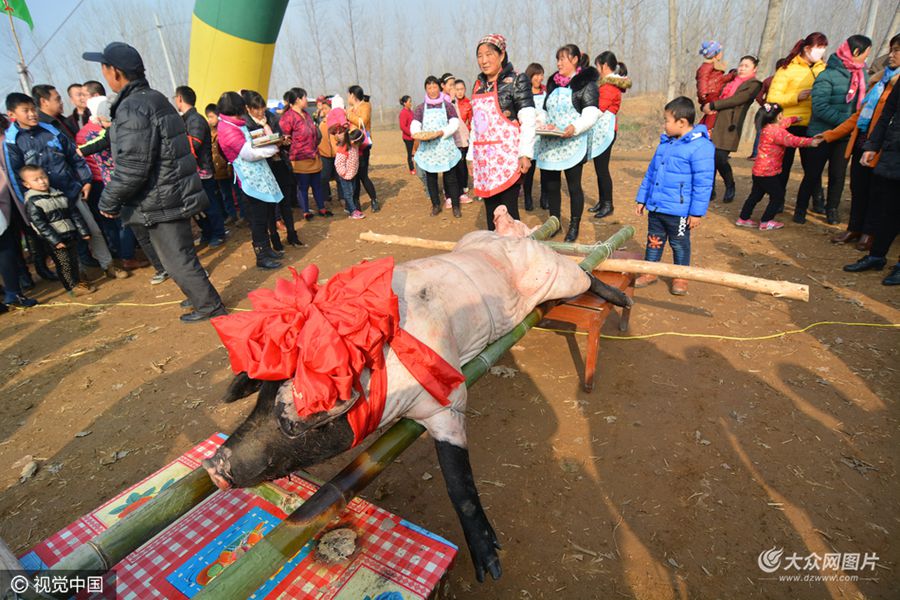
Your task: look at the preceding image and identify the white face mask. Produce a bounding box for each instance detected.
[808,47,826,62]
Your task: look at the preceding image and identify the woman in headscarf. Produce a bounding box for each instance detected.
[410,76,462,217]
[535,43,599,241]
[468,33,536,230]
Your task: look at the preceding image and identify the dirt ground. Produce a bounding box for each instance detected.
[1,96,898,600]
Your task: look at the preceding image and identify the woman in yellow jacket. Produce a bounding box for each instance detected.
[347,86,379,212]
[767,32,828,191]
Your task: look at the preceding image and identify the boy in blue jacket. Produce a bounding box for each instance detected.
[634,96,714,295]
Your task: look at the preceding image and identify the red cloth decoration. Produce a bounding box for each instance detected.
[211,258,465,446]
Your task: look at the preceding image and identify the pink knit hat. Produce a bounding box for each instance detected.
[326,107,348,132]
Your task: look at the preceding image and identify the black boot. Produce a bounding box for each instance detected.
[254,246,282,270]
[452,199,462,218]
[35,262,59,281]
[587,202,601,213]
[430,203,442,216]
[587,273,633,308]
[270,233,284,252]
[524,197,534,212]
[266,247,285,259]
[723,184,736,204]
[883,264,900,285]
[286,231,303,247]
[592,201,613,219]
[811,188,826,215]
[564,217,581,242]
[825,208,839,225]
[371,198,381,212]
[843,255,887,272]
[792,207,807,224]
[540,195,549,210]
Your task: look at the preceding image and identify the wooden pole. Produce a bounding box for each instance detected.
[359,234,809,302]
[194,225,635,599]
[6,12,31,94]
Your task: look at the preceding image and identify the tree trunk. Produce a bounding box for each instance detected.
[878,1,900,55]
[346,0,361,83]
[666,0,678,99]
[757,0,785,76]
[864,0,880,41]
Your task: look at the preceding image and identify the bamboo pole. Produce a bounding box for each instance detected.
[194,225,635,600]
[359,234,809,302]
[51,468,216,572]
[359,216,560,252]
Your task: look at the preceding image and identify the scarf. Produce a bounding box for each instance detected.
[857,66,900,133]
[835,40,867,109]
[425,92,451,106]
[720,75,750,101]
[553,67,581,88]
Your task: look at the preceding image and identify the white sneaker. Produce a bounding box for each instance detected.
[150,271,169,285]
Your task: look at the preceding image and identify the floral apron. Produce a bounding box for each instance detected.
[535,87,588,171]
[588,111,616,159]
[414,103,462,174]
[470,88,521,197]
[230,124,283,203]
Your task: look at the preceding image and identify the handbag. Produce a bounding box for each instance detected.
[357,118,373,150]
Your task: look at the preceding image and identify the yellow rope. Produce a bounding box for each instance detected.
[535,321,900,342]
[16,302,899,340]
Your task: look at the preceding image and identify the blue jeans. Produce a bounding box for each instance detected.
[320,156,337,200]
[216,178,244,219]
[198,178,227,241]
[294,171,326,213]
[337,177,356,213]
[644,211,691,266]
[86,181,123,258]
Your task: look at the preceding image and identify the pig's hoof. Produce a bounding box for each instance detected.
[588,275,633,308]
[467,518,502,582]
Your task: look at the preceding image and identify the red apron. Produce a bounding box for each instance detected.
[470,85,521,197]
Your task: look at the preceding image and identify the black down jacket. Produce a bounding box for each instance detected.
[545,66,600,113]
[864,80,900,180]
[473,61,535,120]
[99,78,208,226]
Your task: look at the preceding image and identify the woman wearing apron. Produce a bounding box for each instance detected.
[522,62,546,212]
[410,76,463,217]
[468,33,537,229]
[536,44,600,241]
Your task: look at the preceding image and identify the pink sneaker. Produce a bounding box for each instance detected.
[735,218,757,228]
[444,197,452,209]
[459,194,473,204]
[759,220,784,230]
[349,210,366,220]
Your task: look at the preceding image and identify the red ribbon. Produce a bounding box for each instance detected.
[211,258,465,446]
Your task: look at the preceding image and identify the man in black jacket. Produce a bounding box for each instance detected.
[84,42,227,322]
[174,85,226,247]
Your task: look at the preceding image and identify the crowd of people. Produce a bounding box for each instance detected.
[0,30,897,319]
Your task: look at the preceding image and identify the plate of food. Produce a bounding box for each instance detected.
[251,134,284,147]
[412,130,443,141]
[536,126,565,137]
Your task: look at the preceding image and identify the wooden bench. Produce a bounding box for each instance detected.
[538,251,638,392]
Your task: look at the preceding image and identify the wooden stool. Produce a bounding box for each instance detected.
[539,251,638,392]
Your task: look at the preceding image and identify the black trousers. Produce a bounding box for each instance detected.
[455,149,469,191]
[403,139,414,171]
[146,218,224,315]
[353,146,377,202]
[242,191,276,251]
[426,166,459,209]
[523,160,538,209]
[714,147,734,190]
[796,138,849,213]
[593,134,617,205]
[847,143,881,235]
[483,183,522,231]
[779,125,808,191]
[127,223,165,273]
[870,173,900,259]
[740,175,785,223]
[541,161,585,222]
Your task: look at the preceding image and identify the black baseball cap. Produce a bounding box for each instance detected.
[83,42,144,73]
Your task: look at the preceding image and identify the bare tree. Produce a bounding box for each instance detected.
[303,0,330,92]
[667,0,678,99]
[877,0,900,55]
[757,0,785,76]
[342,0,361,83]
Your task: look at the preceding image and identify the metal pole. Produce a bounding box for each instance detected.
[155,12,178,93]
[7,12,31,93]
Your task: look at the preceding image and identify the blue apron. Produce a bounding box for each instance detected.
[588,111,616,159]
[414,103,462,174]
[231,126,283,203]
[536,87,588,171]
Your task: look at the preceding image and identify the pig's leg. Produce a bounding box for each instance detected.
[588,273,633,308]
[423,405,502,582]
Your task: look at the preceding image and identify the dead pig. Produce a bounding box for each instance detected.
[203,211,631,582]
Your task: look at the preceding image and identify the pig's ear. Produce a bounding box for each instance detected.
[223,372,263,404]
[275,381,360,437]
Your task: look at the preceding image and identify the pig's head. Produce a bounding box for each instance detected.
[203,372,355,490]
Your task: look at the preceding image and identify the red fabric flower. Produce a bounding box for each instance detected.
[211,258,465,446]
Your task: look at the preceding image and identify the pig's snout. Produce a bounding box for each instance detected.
[202,450,234,491]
